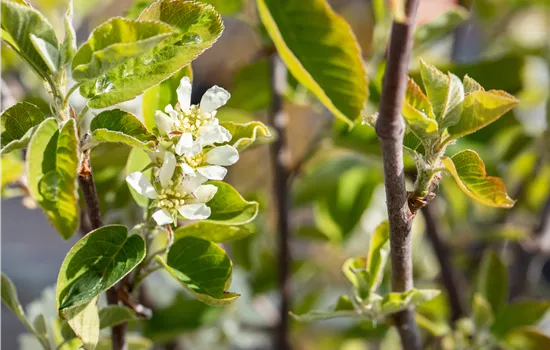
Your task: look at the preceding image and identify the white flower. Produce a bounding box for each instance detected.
[180,144,240,180]
[126,172,217,225]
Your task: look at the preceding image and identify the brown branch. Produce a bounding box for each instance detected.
[374,1,421,349]
[268,53,292,350]
[421,204,466,323]
[78,149,127,350]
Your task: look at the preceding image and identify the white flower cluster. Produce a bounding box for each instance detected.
[126,77,239,226]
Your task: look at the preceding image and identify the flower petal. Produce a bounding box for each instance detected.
[200,86,230,114]
[197,165,227,180]
[180,163,196,176]
[180,174,207,193]
[178,203,211,220]
[198,125,232,145]
[126,172,157,199]
[175,132,198,156]
[154,111,174,135]
[159,152,176,188]
[165,104,179,122]
[177,76,192,113]
[152,209,173,225]
[193,184,218,203]
[205,145,239,166]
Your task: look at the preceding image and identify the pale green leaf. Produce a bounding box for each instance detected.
[291,295,359,322]
[125,148,152,208]
[1,0,59,79]
[491,301,550,337]
[403,78,438,140]
[257,0,368,125]
[504,327,550,350]
[419,59,450,121]
[96,335,153,350]
[56,225,146,310]
[142,65,192,132]
[81,0,223,108]
[366,221,390,292]
[220,121,272,152]
[156,236,239,306]
[416,313,451,337]
[463,74,484,95]
[173,221,252,243]
[61,0,77,66]
[89,109,156,149]
[448,89,518,138]
[439,73,464,129]
[226,59,271,111]
[1,102,45,153]
[472,293,494,329]
[27,118,80,239]
[414,6,468,49]
[72,17,176,81]
[1,153,24,188]
[30,34,60,73]
[206,181,259,225]
[63,297,100,350]
[341,256,368,294]
[442,149,515,208]
[199,0,244,14]
[379,289,441,316]
[475,250,508,315]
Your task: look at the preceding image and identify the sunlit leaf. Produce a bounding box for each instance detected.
[1,102,45,154]
[206,181,259,225]
[1,153,24,189]
[366,221,390,292]
[198,0,244,14]
[89,109,156,149]
[442,149,515,208]
[63,297,99,350]
[504,327,550,350]
[56,225,146,310]
[472,293,494,329]
[173,221,252,243]
[491,301,550,337]
[402,78,438,140]
[27,118,80,239]
[156,236,239,306]
[220,121,272,152]
[257,0,368,125]
[463,75,484,94]
[96,335,152,350]
[475,250,508,315]
[60,0,76,66]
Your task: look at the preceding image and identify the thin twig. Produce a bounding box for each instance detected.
[374,1,421,349]
[78,149,127,350]
[268,53,292,350]
[421,204,466,323]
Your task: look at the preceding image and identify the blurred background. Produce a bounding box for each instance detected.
[2,0,549,349]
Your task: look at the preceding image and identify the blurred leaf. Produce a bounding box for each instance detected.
[198,0,244,15]
[475,250,508,315]
[143,294,220,343]
[156,236,239,306]
[226,58,271,111]
[72,18,176,81]
[60,0,76,66]
[442,149,515,208]
[504,327,550,350]
[295,225,331,241]
[1,102,45,154]
[342,257,370,299]
[220,121,272,152]
[448,90,518,138]
[379,289,441,316]
[414,7,468,49]
[257,0,368,125]
[27,118,79,239]
[366,221,390,292]
[64,297,99,350]
[416,313,451,337]
[56,225,146,310]
[96,335,152,350]
[81,0,223,108]
[90,109,156,149]
[173,221,252,243]
[1,0,59,78]
[472,293,494,329]
[491,301,550,337]
[206,181,259,225]
[1,153,24,188]
[125,148,152,208]
[142,65,192,132]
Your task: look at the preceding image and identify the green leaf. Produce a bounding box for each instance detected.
[1,273,51,349]
[448,89,518,138]
[198,0,244,14]
[220,121,272,152]
[142,65,192,132]
[379,289,441,316]
[173,221,252,243]
[89,109,156,149]
[125,148,152,208]
[156,236,239,306]
[1,0,59,78]
[206,181,259,225]
[342,257,369,298]
[96,336,152,350]
[504,327,550,350]
[291,295,359,322]
[60,0,77,66]
[1,153,24,188]
[63,297,100,350]
[72,17,176,81]
[463,74,484,95]
[491,301,550,337]
[27,118,80,239]
[366,221,390,292]
[402,78,438,140]
[472,293,494,329]
[81,0,223,108]
[414,6,468,49]
[442,149,515,208]
[1,102,45,153]
[475,250,508,315]
[226,58,271,111]
[257,0,368,125]
[56,225,146,310]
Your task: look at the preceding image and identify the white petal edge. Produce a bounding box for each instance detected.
[197,165,227,180]
[193,184,218,203]
[178,203,211,220]
[175,133,194,156]
[205,145,239,166]
[126,172,157,199]
[200,85,231,114]
[197,125,232,145]
[159,152,176,188]
[154,111,174,135]
[180,163,196,176]
[152,209,174,225]
[165,104,179,122]
[179,174,208,194]
[177,76,192,113]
